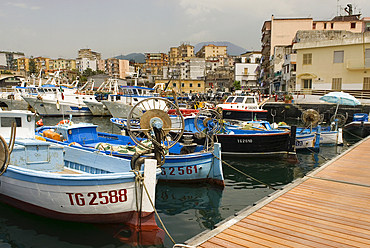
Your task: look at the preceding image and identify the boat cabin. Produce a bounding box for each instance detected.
[0,110,36,139]
[217,95,260,110]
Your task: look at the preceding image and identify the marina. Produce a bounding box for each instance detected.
[0,115,353,247]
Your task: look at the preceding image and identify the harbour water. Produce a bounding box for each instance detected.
[0,116,355,248]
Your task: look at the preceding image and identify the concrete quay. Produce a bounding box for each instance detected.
[185,136,370,247]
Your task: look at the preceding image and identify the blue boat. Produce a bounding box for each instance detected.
[344,113,370,139]
[0,110,161,229]
[36,120,224,187]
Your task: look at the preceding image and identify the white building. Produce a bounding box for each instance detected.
[234,52,262,90]
[76,57,97,73]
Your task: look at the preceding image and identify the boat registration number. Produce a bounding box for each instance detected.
[66,189,127,206]
[237,139,253,143]
[161,165,198,176]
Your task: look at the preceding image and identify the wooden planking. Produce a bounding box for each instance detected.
[191,137,370,247]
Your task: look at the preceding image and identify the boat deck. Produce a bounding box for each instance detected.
[52,168,82,174]
[186,136,370,247]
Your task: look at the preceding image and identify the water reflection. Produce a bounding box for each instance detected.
[156,183,223,230]
[0,202,164,247]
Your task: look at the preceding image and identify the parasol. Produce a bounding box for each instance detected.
[319,91,361,119]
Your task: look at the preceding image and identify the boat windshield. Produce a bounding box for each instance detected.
[245,97,255,104]
[226,97,235,103]
[234,97,244,103]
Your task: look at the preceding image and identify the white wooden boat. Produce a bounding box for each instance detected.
[0,110,160,229]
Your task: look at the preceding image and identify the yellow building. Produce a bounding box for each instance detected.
[16,57,29,72]
[52,58,76,70]
[155,79,205,93]
[195,44,227,59]
[169,43,195,66]
[293,30,370,93]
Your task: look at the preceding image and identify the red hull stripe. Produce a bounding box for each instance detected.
[0,193,154,226]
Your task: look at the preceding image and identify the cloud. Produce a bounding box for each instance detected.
[7,2,40,10]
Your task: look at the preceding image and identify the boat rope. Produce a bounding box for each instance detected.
[342,127,367,140]
[132,170,177,245]
[0,122,16,176]
[212,152,279,191]
[303,146,330,161]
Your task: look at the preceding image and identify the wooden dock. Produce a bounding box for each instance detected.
[186,137,370,247]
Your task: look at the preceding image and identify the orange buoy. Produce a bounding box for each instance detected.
[42,130,62,141]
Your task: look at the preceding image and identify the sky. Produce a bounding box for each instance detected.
[1,0,369,59]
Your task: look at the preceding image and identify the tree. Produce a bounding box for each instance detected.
[233,80,241,90]
[28,56,37,75]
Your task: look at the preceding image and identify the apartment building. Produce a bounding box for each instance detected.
[260,8,369,92]
[0,51,25,70]
[293,30,370,93]
[78,48,101,60]
[234,51,262,90]
[155,78,205,93]
[195,44,227,58]
[144,53,168,75]
[169,43,195,66]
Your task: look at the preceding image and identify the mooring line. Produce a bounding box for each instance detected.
[212,152,279,191]
[135,170,176,245]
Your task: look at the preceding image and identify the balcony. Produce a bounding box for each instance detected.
[347,59,370,70]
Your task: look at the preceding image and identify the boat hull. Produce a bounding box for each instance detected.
[222,109,268,121]
[83,100,111,116]
[0,170,151,224]
[101,101,141,118]
[344,121,370,138]
[22,97,92,116]
[215,132,290,156]
[0,98,30,111]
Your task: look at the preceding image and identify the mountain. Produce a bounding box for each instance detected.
[114,53,146,63]
[194,41,247,55]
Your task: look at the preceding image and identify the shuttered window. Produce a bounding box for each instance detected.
[303,54,312,65]
[333,51,344,63]
[332,78,342,90]
[363,77,370,90]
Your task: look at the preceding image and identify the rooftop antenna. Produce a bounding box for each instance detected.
[336,0,339,16]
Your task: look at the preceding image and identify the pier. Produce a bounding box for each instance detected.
[186,136,370,247]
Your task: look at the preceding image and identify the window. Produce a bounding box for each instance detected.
[173,83,176,87]
[332,78,342,90]
[181,83,184,87]
[312,23,316,29]
[244,68,248,75]
[331,23,334,29]
[303,53,312,65]
[363,77,370,90]
[324,23,327,29]
[1,117,21,127]
[198,83,201,87]
[190,83,193,87]
[351,23,356,29]
[303,79,312,89]
[333,51,344,63]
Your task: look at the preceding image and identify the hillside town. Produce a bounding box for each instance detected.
[1,6,369,99]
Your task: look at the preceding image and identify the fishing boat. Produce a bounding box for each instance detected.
[101,86,164,118]
[36,98,225,187]
[343,113,370,138]
[0,110,161,229]
[83,77,120,116]
[216,95,268,121]
[21,72,98,117]
[0,85,39,111]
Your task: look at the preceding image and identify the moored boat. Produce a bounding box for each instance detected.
[37,97,225,187]
[344,113,370,139]
[0,110,161,229]
[216,95,268,121]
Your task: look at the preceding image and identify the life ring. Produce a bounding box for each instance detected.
[57,120,69,125]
